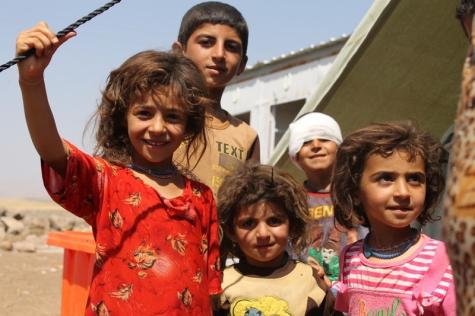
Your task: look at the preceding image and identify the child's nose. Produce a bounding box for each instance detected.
[150,116,166,134]
[212,43,225,59]
[310,139,322,149]
[394,180,410,198]
[255,223,271,239]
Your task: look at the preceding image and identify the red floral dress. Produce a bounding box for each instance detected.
[42,141,222,316]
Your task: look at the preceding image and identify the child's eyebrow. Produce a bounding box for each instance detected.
[367,171,396,180]
[134,104,164,113]
[129,103,153,110]
[134,103,154,107]
[195,33,215,39]
[195,33,241,43]
[132,101,183,111]
[406,171,426,178]
[370,170,394,175]
[370,170,425,177]
[162,104,186,113]
[235,216,255,224]
[236,216,253,220]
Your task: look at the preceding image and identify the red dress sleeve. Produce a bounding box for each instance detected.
[41,140,105,225]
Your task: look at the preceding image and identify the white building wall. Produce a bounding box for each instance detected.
[222,55,336,162]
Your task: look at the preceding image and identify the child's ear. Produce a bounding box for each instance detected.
[172,41,184,54]
[236,55,248,76]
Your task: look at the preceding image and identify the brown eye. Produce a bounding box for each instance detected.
[136,110,152,119]
[376,173,394,184]
[225,41,242,53]
[165,112,184,123]
[407,173,425,185]
[267,216,284,227]
[238,218,256,230]
[198,37,214,47]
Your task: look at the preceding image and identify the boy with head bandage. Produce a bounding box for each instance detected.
[288,112,357,284]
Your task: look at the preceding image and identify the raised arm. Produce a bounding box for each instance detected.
[16,22,76,176]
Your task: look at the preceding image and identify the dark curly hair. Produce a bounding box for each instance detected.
[91,50,211,165]
[217,162,310,258]
[332,121,445,230]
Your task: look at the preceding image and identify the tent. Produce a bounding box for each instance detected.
[268,0,467,181]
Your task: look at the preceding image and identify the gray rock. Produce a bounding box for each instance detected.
[0,200,91,253]
[49,215,75,231]
[1,217,25,235]
[24,234,41,244]
[32,235,56,253]
[24,216,50,236]
[0,240,13,251]
[0,221,5,241]
[13,240,37,253]
[12,213,24,221]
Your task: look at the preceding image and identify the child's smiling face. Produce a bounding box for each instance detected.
[297,138,338,175]
[127,93,187,169]
[357,150,426,234]
[232,201,289,268]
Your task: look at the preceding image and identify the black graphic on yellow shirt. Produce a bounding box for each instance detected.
[230,296,291,316]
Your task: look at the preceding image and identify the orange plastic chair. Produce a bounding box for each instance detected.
[47,231,95,316]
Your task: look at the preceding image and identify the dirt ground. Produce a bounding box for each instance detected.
[0,249,63,316]
[0,198,87,316]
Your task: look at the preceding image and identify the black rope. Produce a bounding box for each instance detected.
[0,0,122,73]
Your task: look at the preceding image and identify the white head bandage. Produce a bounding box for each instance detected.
[288,112,342,168]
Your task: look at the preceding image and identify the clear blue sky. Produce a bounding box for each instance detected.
[0,0,373,199]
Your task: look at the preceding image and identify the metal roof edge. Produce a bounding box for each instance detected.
[230,36,349,84]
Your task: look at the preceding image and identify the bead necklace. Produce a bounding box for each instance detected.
[363,228,421,259]
[128,163,178,179]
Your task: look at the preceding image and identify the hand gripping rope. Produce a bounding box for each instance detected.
[0,0,122,73]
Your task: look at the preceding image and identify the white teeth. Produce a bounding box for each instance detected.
[256,244,273,247]
[145,140,166,146]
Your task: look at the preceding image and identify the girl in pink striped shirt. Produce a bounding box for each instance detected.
[331,122,455,315]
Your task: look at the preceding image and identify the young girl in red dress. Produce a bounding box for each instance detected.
[16,22,221,315]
